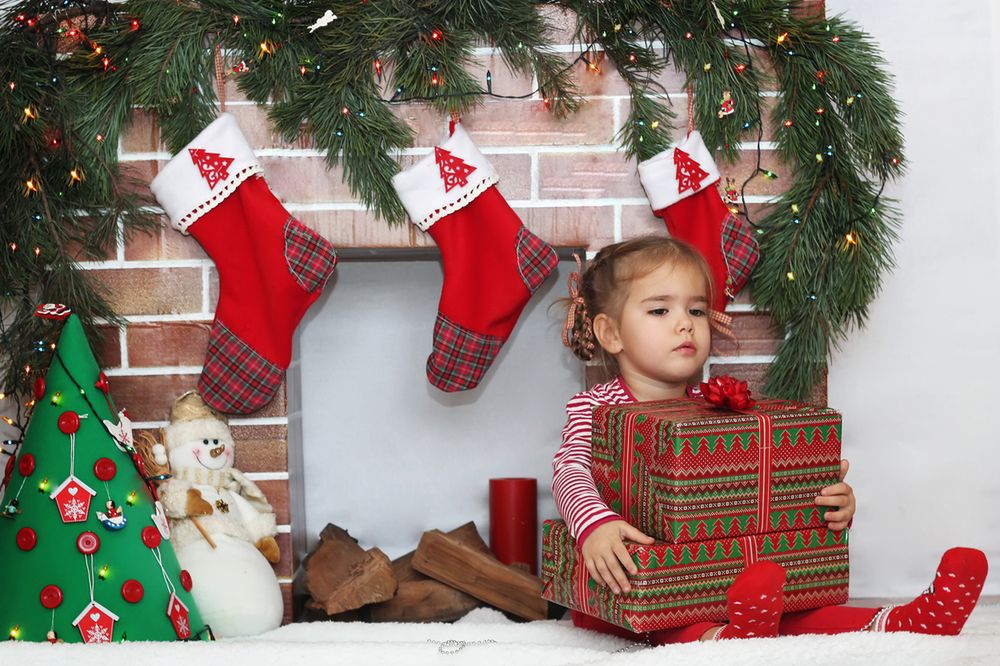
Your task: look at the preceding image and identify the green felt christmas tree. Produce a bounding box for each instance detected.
[0,314,207,643]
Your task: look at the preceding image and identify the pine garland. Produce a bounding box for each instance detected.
[0,0,903,425]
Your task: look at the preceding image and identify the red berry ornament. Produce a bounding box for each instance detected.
[94,372,110,394]
[76,531,100,555]
[40,584,63,609]
[18,453,35,477]
[93,457,117,481]
[179,569,193,592]
[141,525,161,549]
[16,527,37,551]
[33,376,46,400]
[57,411,81,435]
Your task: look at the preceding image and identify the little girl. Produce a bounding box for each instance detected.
[553,235,988,643]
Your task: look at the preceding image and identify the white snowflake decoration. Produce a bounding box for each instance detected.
[64,497,88,521]
[175,615,189,638]
[86,623,111,643]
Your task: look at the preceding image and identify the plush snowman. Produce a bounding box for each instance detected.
[151,392,283,637]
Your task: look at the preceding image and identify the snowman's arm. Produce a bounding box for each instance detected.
[158,478,195,518]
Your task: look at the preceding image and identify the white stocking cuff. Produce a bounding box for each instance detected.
[149,112,263,234]
[637,131,721,211]
[391,124,499,231]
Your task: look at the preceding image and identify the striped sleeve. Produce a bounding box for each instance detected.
[551,379,633,543]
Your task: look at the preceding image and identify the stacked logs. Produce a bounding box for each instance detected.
[302,522,549,622]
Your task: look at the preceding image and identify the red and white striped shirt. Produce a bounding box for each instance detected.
[551,377,637,545]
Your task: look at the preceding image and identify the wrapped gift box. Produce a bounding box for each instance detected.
[541,519,849,633]
[591,398,843,544]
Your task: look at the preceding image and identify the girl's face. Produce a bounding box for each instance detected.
[596,261,711,400]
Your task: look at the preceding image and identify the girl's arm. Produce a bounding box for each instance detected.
[551,392,622,544]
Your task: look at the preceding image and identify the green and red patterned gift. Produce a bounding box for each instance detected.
[591,394,844,543]
[542,519,849,633]
[541,382,850,632]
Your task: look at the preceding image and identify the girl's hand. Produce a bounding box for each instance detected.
[581,520,654,594]
[815,459,855,531]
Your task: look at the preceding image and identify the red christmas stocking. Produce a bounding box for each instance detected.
[869,547,988,635]
[716,560,787,640]
[638,131,759,314]
[392,124,558,391]
[150,113,337,414]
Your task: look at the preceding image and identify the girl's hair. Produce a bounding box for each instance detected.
[562,235,716,379]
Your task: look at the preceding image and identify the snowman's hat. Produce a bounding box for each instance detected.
[151,391,228,465]
[169,391,228,426]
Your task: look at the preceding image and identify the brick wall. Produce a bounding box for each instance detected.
[80,3,823,624]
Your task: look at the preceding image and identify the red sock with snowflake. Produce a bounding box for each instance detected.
[716,560,787,640]
[392,124,558,391]
[868,547,988,635]
[637,131,759,314]
[150,113,337,414]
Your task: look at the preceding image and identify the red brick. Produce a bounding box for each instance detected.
[539,5,578,45]
[125,220,207,261]
[231,424,288,473]
[126,322,212,367]
[513,205,614,250]
[295,210,415,248]
[621,204,665,238]
[121,108,160,154]
[463,98,616,146]
[466,52,535,99]
[538,152,644,199]
[85,268,203,316]
[281,584,293,625]
[718,150,791,198]
[273,532,293,579]
[108,374,199,422]
[119,160,158,198]
[711,313,782,356]
[256,479,289,525]
[95,324,122,369]
[706,362,826,405]
[492,154,533,200]
[262,156,356,204]
[792,0,826,19]
[391,103,446,147]
[109,374,287,421]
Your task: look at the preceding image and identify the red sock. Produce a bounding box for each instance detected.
[392,124,558,391]
[717,560,787,640]
[150,114,337,414]
[871,547,988,635]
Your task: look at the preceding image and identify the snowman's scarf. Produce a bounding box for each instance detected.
[170,466,272,512]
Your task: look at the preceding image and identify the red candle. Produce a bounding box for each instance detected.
[489,478,537,574]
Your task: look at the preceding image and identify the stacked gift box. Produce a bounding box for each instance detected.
[542,397,851,633]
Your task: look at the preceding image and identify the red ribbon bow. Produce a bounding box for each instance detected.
[699,375,756,410]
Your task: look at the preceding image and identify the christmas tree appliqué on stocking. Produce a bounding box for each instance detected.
[188,149,234,190]
[393,124,558,391]
[150,113,338,414]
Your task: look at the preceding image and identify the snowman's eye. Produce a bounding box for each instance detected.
[202,439,209,445]
[213,439,219,445]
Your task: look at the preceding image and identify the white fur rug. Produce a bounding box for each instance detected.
[2,604,997,665]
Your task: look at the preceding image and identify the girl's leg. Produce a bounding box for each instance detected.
[779,606,878,635]
[870,547,988,635]
[781,547,987,637]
